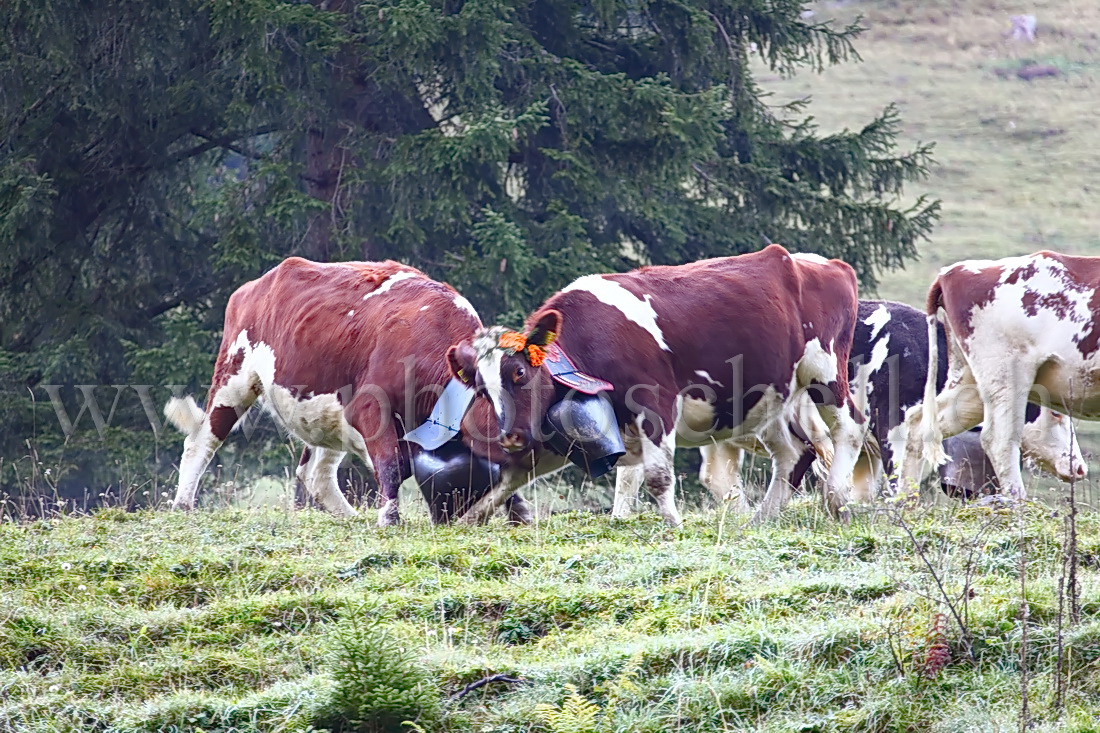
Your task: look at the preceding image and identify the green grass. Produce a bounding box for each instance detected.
[3,500,1100,731]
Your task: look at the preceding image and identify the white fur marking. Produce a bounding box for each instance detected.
[452,294,479,318]
[561,275,669,351]
[695,370,722,387]
[478,348,506,423]
[212,330,276,410]
[799,338,839,384]
[866,333,891,375]
[792,252,829,265]
[863,303,891,340]
[953,255,1036,276]
[361,270,419,301]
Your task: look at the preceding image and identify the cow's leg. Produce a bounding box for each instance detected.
[298,446,356,517]
[612,463,645,519]
[810,399,864,520]
[882,425,903,485]
[789,342,865,518]
[624,391,681,526]
[341,392,406,526]
[460,455,569,525]
[172,383,260,511]
[371,436,406,528]
[460,469,525,525]
[752,431,803,522]
[173,423,222,511]
[698,441,751,514]
[795,393,835,469]
[610,422,644,519]
[294,447,317,506]
[850,449,879,504]
[641,429,681,527]
[976,367,1036,501]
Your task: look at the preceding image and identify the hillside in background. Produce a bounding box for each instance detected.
[760,0,1100,307]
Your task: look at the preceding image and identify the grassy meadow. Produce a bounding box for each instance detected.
[6,1,1100,731]
[3,499,1100,732]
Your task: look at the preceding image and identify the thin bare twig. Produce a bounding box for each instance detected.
[1018,499,1030,731]
[890,505,974,660]
[885,619,907,678]
[1054,383,1081,715]
[448,674,525,702]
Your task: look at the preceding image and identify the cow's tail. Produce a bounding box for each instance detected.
[164,396,204,436]
[918,279,948,468]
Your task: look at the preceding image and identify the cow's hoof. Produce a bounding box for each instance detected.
[376,501,400,527]
[506,507,533,526]
[975,494,1020,510]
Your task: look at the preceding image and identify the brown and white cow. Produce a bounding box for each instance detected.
[901,251,1093,498]
[164,257,531,525]
[448,245,866,525]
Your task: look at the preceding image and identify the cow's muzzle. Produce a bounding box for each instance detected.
[501,431,529,454]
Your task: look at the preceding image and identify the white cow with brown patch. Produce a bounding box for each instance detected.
[901,251,1093,498]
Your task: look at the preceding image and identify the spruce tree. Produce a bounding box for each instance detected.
[0,1,938,498]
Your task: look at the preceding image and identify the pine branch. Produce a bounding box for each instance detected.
[161,124,283,168]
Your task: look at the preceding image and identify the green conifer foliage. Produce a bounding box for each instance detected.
[313,617,443,733]
[1,1,938,498]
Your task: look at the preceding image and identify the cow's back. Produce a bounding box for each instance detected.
[530,245,857,433]
[220,257,480,405]
[938,252,1100,363]
[533,246,815,394]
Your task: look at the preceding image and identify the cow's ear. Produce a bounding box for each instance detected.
[447,344,478,385]
[527,310,562,347]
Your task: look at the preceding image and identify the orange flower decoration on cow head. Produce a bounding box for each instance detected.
[498,322,558,368]
[498,331,527,353]
[527,344,547,367]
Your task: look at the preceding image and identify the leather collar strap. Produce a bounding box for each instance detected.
[545,343,613,394]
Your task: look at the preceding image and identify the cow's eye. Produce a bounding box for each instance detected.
[513,366,526,383]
